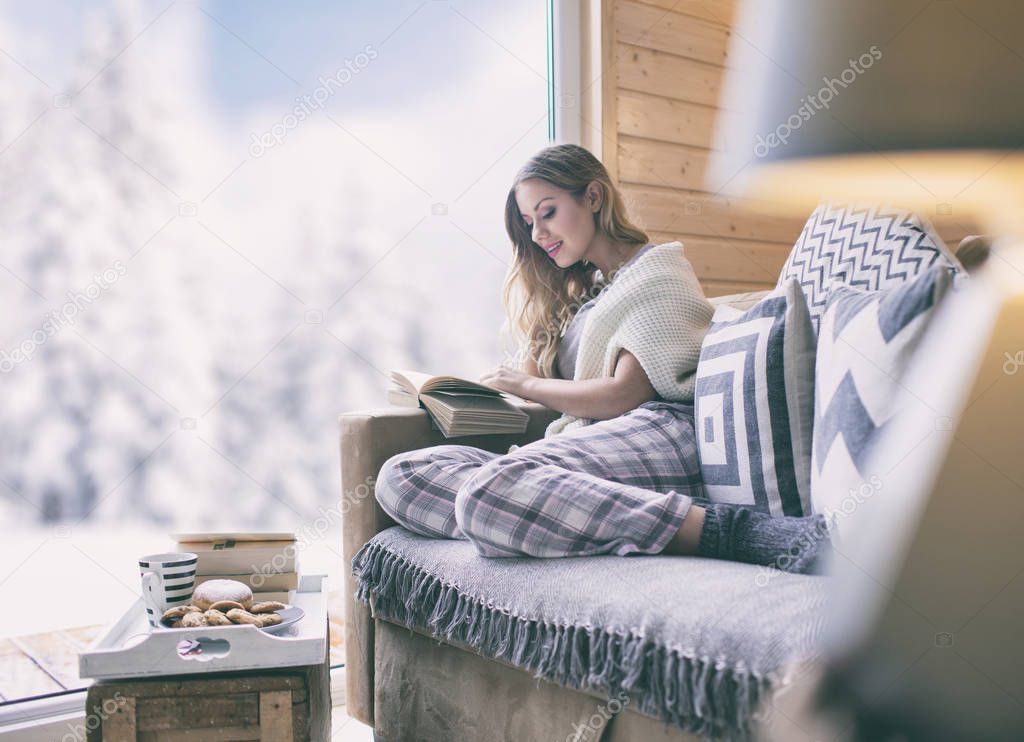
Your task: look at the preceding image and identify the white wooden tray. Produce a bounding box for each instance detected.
[79,574,327,680]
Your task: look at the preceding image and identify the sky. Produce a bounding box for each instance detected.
[1,1,547,120]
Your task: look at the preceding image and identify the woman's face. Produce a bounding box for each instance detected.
[515,179,597,269]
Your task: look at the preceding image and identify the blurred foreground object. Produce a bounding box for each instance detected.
[713,2,1024,740]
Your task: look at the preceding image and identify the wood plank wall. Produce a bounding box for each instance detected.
[600,0,976,297]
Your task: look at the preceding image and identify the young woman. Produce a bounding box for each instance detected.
[375,144,830,572]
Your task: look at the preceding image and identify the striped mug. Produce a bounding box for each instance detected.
[139,552,197,627]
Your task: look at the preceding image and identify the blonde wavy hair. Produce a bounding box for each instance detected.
[501,144,649,378]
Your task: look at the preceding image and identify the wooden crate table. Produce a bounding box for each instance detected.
[84,662,329,741]
[79,575,330,740]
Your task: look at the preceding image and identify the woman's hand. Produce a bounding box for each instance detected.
[479,365,535,399]
[486,350,656,419]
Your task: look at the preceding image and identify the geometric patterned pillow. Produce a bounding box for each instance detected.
[694,279,816,518]
[778,203,960,332]
[810,264,957,525]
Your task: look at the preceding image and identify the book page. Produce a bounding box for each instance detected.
[390,369,436,394]
[391,369,501,396]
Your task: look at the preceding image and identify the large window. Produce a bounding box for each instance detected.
[0,0,549,702]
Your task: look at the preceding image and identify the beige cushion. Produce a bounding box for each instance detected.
[708,289,770,312]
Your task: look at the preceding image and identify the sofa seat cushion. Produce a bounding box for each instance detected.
[352,526,830,741]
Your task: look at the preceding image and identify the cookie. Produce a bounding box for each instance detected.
[258,613,283,628]
[226,608,262,626]
[203,610,233,626]
[208,600,247,612]
[160,605,200,625]
[181,612,209,628]
[249,601,287,614]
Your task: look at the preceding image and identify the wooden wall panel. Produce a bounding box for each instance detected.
[615,0,731,65]
[607,0,801,296]
[603,1,970,297]
[618,135,713,192]
[647,232,791,284]
[620,184,802,244]
[617,90,726,149]
[628,0,734,27]
[929,214,977,247]
[615,43,725,106]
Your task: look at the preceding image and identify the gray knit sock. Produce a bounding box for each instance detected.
[697,503,831,575]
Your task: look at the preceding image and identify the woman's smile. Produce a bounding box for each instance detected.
[544,240,563,259]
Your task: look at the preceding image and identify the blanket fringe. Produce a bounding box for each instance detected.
[352,540,777,741]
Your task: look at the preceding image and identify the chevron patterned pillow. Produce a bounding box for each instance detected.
[778,204,960,332]
[694,279,815,518]
[810,265,956,529]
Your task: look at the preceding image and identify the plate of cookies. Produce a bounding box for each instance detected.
[157,578,303,635]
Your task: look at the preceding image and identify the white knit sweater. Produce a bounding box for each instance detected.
[544,241,714,437]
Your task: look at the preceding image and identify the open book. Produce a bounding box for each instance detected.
[388,369,529,437]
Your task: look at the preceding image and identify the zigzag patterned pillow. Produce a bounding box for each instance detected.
[694,279,815,518]
[811,265,956,527]
[779,203,960,331]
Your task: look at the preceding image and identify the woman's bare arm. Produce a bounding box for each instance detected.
[521,349,657,420]
[516,355,543,402]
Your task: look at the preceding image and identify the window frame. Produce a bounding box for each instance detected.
[0,691,87,741]
[549,0,601,151]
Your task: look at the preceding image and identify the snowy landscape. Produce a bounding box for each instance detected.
[0,1,547,534]
[2,0,548,636]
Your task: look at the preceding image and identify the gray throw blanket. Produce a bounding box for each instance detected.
[353,527,830,740]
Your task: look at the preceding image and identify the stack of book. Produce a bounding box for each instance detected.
[388,369,529,437]
[172,532,299,599]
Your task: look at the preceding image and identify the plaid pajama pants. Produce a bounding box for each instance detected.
[374,400,706,558]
